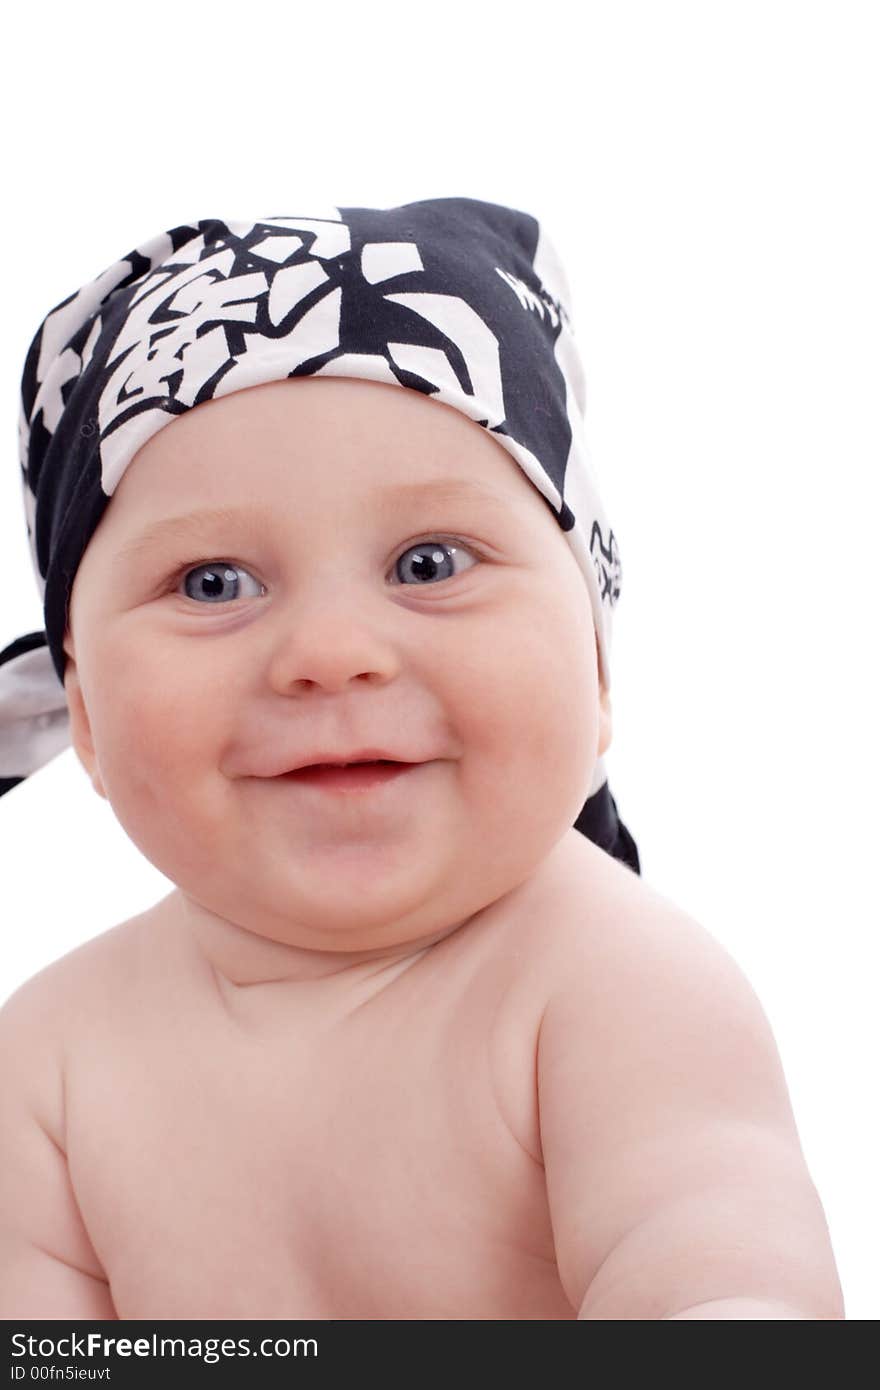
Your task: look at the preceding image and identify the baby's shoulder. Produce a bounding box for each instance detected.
[0,910,156,1155]
[531,834,794,1155]
[529,829,749,1012]
[1,905,163,1045]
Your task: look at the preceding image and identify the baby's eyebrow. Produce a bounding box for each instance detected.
[114,479,514,560]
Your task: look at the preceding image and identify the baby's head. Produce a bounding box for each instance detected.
[2,197,637,960]
[61,375,609,955]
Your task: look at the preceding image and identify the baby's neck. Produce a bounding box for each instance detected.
[168,888,473,989]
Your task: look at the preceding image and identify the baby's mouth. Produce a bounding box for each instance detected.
[305,759,397,769]
[276,760,420,792]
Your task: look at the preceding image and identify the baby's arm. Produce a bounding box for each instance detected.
[536,891,844,1321]
[0,972,117,1319]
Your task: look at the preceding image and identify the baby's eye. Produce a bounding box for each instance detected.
[177,563,265,604]
[392,538,478,586]
[172,538,479,605]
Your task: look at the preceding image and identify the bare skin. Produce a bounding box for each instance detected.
[46,827,611,1320]
[0,379,843,1319]
[4,824,843,1320]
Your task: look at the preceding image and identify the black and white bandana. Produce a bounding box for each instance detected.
[0,196,639,872]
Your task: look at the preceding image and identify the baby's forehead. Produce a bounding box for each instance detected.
[105,378,550,535]
[144,375,526,482]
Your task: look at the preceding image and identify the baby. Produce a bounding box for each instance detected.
[0,200,843,1320]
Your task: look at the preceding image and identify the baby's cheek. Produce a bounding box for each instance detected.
[92,651,211,808]
[508,591,597,740]
[473,598,598,812]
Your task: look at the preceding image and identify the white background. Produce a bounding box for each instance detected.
[1,0,877,1319]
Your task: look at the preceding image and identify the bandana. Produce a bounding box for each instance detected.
[0,196,639,873]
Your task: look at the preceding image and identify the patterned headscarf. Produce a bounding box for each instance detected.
[0,196,639,872]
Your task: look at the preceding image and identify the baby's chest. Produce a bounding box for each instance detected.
[69,992,570,1319]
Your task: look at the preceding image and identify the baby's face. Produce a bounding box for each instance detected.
[63,377,610,959]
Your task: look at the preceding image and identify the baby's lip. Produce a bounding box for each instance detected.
[275,761,423,792]
[267,748,424,777]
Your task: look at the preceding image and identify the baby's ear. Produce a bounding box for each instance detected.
[597,676,612,758]
[596,633,612,757]
[62,641,107,800]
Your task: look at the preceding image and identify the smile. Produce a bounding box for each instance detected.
[270,761,424,793]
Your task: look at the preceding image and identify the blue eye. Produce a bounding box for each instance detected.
[179,563,265,604]
[173,538,478,605]
[393,539,477,586]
